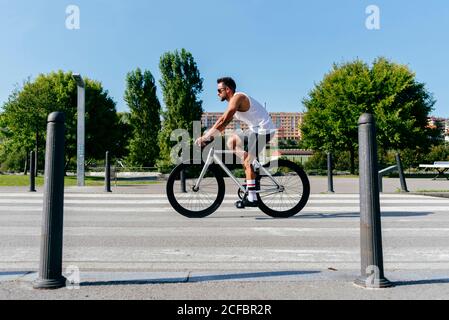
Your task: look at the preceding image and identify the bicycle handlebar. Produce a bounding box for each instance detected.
[196,136,215,147]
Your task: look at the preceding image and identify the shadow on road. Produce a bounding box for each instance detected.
[255,211,434,220]
[188,270,320,282]
[393,278,449,286]
[80,270,320,287]
[0,271,30,277]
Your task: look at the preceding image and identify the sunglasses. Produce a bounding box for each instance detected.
[217,87,227,93]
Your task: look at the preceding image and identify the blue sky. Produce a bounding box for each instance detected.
[0,0,448,117]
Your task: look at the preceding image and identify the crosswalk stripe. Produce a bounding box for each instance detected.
[0,193,440,199]
[2,247,449,263]
[1,192,448,273]
[1,226,449,237]
[0,198,448,205]
[0,206,448,213]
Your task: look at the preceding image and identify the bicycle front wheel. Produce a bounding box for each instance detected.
[256,159,310,218]
[166,162,225,218]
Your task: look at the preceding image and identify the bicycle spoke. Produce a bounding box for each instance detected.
[171,164,222,214]
[259,165,305,212]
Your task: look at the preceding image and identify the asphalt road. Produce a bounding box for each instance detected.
[1,177,449,300]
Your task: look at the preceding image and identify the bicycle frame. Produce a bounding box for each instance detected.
[193,146,283,195]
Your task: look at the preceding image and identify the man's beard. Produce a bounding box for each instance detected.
[220,96,226,102]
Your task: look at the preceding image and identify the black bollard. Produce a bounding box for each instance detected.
[354,113,393,289]
[33,112,66,290]
[327,152,335,193]
[29,151,36,192]
[180,169,187,193]
[105,151,112,193]
[395,153,409,193]
[378,172,383,193]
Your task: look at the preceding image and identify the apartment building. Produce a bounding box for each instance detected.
[427,116,449,142]
[201,112,304,140]
[202,113,449,143]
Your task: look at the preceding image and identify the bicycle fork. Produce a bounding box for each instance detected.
[192,148,215,192]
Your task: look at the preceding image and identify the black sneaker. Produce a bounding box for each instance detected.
[235,198,259,209]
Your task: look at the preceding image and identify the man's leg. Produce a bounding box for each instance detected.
[227,134,258,207]
[226,134,255,180]
[243,132,258,202]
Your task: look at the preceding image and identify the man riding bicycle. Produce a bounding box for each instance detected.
[195,77,277,209]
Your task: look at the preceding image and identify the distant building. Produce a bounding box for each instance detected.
[446,119,449,143]
[427,116,448,142]
[270,112,304,140]
[201,112,304,141]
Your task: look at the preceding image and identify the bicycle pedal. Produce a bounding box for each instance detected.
[235,201,245,209]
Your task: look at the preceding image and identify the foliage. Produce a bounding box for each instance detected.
[425,144,449,163]
[301,57,436,174]
[278,138,301,149]
[303,150,358,174]
[157,49,204,171]
[0,71,127,172]
[124,68,161,167]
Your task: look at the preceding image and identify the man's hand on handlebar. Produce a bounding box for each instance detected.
[195,136,214,147]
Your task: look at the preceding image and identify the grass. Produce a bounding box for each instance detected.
[0,174,162,187]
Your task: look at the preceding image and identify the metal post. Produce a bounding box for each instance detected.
[74,74,85,187]
[354,113,393,289]
[105,151,112,193]
[30,151,36,192]
[33,112,66,290]
[395,153,409,193]
[327,152,335,193]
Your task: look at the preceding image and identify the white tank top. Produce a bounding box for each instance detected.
[233,92,276,134]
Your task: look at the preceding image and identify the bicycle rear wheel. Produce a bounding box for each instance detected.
[166,162,225,218]
[256,159,310,218]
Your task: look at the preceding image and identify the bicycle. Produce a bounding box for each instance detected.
[166,141,310,218]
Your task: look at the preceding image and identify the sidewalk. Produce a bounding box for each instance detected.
[1,270,449,300]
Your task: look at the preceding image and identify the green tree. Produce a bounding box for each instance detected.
[301,58,435,174]
[157,49,203,170]
[1,71,126,172]
[124,68,161,167]
[0,112,7,144]
[425,144,449,163]
[114,111,133,160]
[0,112,21,172]
[370,57,436,158]
[301,60,371,173]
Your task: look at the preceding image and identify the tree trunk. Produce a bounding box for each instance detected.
[380,147,388,168]
[23,155,28,176]
[349,147,355,175]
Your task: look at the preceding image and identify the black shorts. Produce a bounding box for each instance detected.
[242,131,274,156]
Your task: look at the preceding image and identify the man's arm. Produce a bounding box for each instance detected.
[202,95,243,140]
